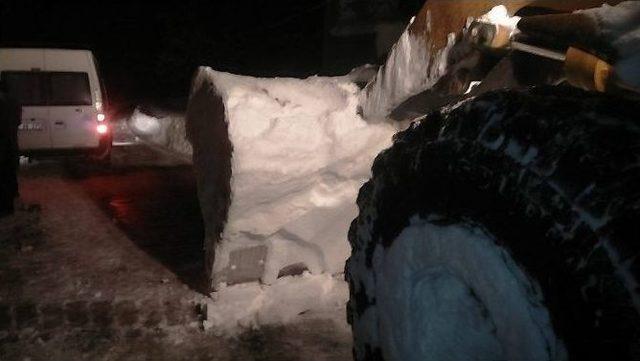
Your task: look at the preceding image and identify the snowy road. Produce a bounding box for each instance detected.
[0,144,352,361]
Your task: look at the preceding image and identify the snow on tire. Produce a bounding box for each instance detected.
[346,87,640,361]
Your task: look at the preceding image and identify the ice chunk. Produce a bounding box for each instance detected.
[204,273,349,335]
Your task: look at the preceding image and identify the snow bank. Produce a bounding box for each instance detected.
[204,272,349,335]
[128,108,192,159]
[187,67,396,290]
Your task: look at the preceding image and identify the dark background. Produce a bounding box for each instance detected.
[1,0,421,114]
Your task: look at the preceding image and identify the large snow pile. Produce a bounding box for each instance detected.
[187,67,396,290]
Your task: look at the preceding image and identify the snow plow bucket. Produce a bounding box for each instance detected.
[186,67,394,291]
[361,0,621,121]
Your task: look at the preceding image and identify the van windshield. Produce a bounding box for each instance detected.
[1,71,92,106]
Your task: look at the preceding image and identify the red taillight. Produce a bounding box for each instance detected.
[97,124,108,134]
[97,113,106,122]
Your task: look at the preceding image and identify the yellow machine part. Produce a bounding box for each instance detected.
[564,46,613,92]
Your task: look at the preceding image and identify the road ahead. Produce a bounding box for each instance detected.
[75,146,205,292]
[0,144,352,361]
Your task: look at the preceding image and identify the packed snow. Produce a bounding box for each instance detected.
[204,272,349,336]
[188,68,396,290]
[373,217,566,361]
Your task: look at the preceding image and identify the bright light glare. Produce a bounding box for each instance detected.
[97,113,106,122]
[95,101,103,111]
[97,124,108,134]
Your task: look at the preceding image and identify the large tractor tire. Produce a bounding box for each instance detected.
[347,86,640,361]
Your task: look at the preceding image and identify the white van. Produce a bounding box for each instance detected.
[0,48,111,161]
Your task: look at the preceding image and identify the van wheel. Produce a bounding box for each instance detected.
[346,87,640,361]
[90,138,112,168]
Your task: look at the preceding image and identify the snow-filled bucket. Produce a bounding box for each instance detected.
[186,67,395,291]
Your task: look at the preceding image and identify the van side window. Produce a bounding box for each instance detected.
[1,72,46,106]
[48,72,92,106]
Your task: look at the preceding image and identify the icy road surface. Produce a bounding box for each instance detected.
[0,144,351,361]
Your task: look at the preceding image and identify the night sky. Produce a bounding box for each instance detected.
[1,1,329,113]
